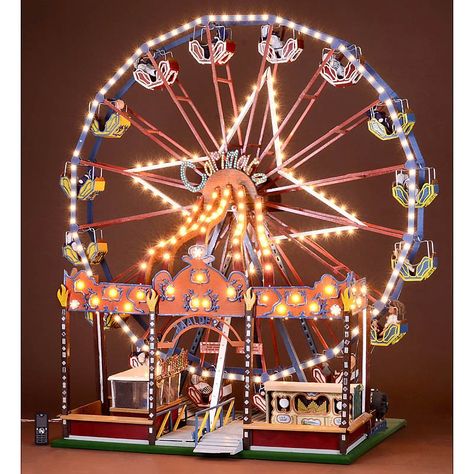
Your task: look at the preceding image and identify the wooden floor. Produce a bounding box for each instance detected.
[21,417,452,473]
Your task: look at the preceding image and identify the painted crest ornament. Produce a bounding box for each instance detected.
[181,149,267,193]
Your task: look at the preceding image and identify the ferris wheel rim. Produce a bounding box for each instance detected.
[63,14,429,375]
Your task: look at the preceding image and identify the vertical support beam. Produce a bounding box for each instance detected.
[148,309,157,445]
[275,319,307,382]
[146,290,159,445]
[209,317,231,424]
[60,308,71,438]
[339,309,352,454]
[243,289,256,450]
[362,308,370,413]
[300,319,319,358]
[93,311,109,414]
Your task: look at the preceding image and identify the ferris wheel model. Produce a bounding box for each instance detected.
[56,13,438,459]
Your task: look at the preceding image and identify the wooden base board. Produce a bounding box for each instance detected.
[51,418,406,465]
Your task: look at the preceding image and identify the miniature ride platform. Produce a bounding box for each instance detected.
[51,418,406,465]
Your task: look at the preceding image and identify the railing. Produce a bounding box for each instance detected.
[155,402,188,440]
[193,397,235,446]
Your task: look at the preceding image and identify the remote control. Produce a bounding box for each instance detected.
[35,413,49,445]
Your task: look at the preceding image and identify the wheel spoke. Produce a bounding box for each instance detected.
[205,26,228,149]
[259,51,334,163]
[265,164,403,195]
[267,99,379,177]
[103,99,194,160]
[78,206,188,230]
[242,25,274,153]
[79,159,189,189]
[148,52,217,155]
[266,202,404,239]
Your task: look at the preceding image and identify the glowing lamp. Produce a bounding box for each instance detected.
[108,287,118,298]
[324,284,336,296]
[261,294,269,303]
[290,292,302,304]
[276,304,287,316]
[136,290,146,300]
[163,253,171,261]
[226,286,236,299]
[75,280,86,291]
[90,295,100,307]
[190,297,200,309]
[165,285,175,296]
[195,272,205,283]
[124,302,133,312]
[201,297,211,309]
[309,302,320,313]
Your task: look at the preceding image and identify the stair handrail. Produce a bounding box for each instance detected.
[155,402,188,440]
[193,397,236,445]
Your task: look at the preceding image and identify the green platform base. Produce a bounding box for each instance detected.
[51,418,406,465]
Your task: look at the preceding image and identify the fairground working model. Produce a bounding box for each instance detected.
[54,13,437,464]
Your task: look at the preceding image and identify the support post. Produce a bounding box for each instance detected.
[92,311,109,413]
[243,289,256,450]
[146,290,159,445]
[339,287,355,454]
[57,285,71,438]
[60,308,71,438]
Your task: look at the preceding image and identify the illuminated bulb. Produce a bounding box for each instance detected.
[140,262,147,270]
[324,285,335,296]
[234,253,241,261]
[124,302,133,312]
[309,302,320,313]
[212,191,218,199]
[90,295,100,307]
[148,248,156,255]
[131,335,138,343]
[163,253,171,261]
[165,285,175,296]
[233,238,239,245]
[190,297,200,308]
[136,290,146,300]
[226,286,236,299]
[170,237,177,245]
[264,264,272,271]
[201,297,211,309]
[290,292,302,304]
[195,272,205,283]
[262,294,269,303]
[75,280,86,291]
[108,288,118,298]
[263,248,271,256]
[275,304,287,316]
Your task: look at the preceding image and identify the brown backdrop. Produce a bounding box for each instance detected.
[22,0,452,439]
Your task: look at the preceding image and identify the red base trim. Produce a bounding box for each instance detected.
[70,421,148,440]
[252,425,366,451]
